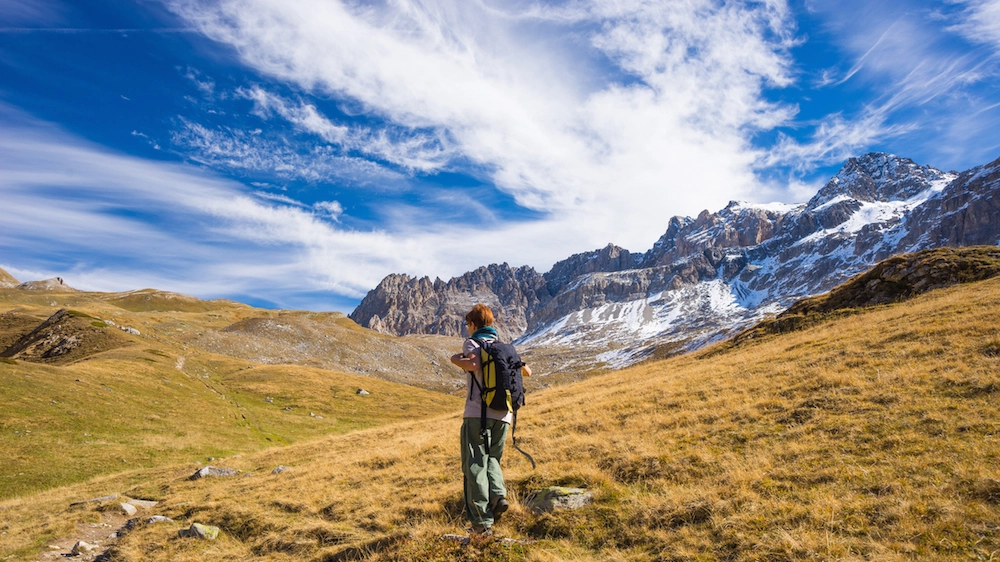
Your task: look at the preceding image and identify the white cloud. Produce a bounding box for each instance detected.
[238,86,453,172]
[774,0,1000,171]
[763,109,916,171]
[0,121,402,300]
[184,66,216,98]
[0,114,610,307]
[171,116,408,186]
[948,0,1000,49]
[313,200,343,220]
[166,0,801,253]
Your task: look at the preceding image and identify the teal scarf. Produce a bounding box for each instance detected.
[470,326,498,340]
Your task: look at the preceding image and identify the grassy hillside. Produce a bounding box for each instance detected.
[0,289,464,504]
[3,261,999,560]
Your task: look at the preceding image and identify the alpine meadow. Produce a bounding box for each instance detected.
[1,246,1000,561]
[5,1,1000,561]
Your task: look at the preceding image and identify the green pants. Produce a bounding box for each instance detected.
[461,417,509,528]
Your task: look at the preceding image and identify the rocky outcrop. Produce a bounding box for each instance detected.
[642,201,795,268]
[898,155,1000,249]
[349,263,549,341]
[189,466,239,480]
[17,277,76,291]
[734,246,1000,343]
[0,309,130,364]
[525,487,594,513]
[544,244,641,295]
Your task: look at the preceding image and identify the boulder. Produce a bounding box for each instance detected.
[271,465,291,474]
[189,466,239,480]
[524,487,593,514]
[126,499,158,510]
[71,541,98,555]
[179,523,219,540]
[119,502,138,516]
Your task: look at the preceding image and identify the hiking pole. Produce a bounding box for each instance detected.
[512,437,536,469]
[511,414,536,469]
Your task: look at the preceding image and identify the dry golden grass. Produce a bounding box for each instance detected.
[3,274,998,561]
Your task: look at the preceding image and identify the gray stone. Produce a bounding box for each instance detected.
[271,465,291,474]
[126,499,158,510]
[71,541,98,555]
[179,523,219,540]
[189,466,239,480]
[119,502,137,516]
[146,515,173,524]
[440,534,470,546]
[525,487,593,514]
[356,388,370,395]
[70,493,118,507]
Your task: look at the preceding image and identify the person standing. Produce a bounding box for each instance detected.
[450,304,530,535]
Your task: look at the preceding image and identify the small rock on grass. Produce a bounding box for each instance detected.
[178,523,219,540]
[271,465,291,474]
[69,493,118,507]
[126,499,158,510]
[524,486,593,514]
[189,466,239,480]
[440,534,471,546]
[119,502,137,516]
[71,541,98,555]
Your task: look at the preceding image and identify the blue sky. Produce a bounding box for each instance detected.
[1,0,998,312]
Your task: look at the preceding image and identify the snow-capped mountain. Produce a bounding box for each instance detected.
[350,152,1000,370]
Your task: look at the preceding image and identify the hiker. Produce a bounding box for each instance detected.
[450,304,531,535]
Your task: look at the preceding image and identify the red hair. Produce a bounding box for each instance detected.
[465,303,494,329]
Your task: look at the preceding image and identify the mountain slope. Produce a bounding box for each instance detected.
[0,267,18,288]
[5,261,1000,561]
[351,152,1000,372]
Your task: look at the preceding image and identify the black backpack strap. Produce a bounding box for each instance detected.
[467,338,492,453]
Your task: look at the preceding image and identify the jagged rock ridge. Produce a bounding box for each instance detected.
[351,152,1000,369]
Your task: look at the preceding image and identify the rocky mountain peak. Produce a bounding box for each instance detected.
[349,262,548,341]
[544,243,640,295]
[808,152,947,209]
[351,151,998,372]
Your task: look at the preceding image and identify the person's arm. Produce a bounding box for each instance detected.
[522,364,532,377]
[450,352,477,371]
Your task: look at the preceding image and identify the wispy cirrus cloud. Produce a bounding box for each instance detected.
[170,116,409,187]
[0,114,409,305]
[766,0,1000,171]
[165,0,801,253]
[238,86,454,172]
[763,110,916,171]
[948,0,1000,49]
[0,109,655,309]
